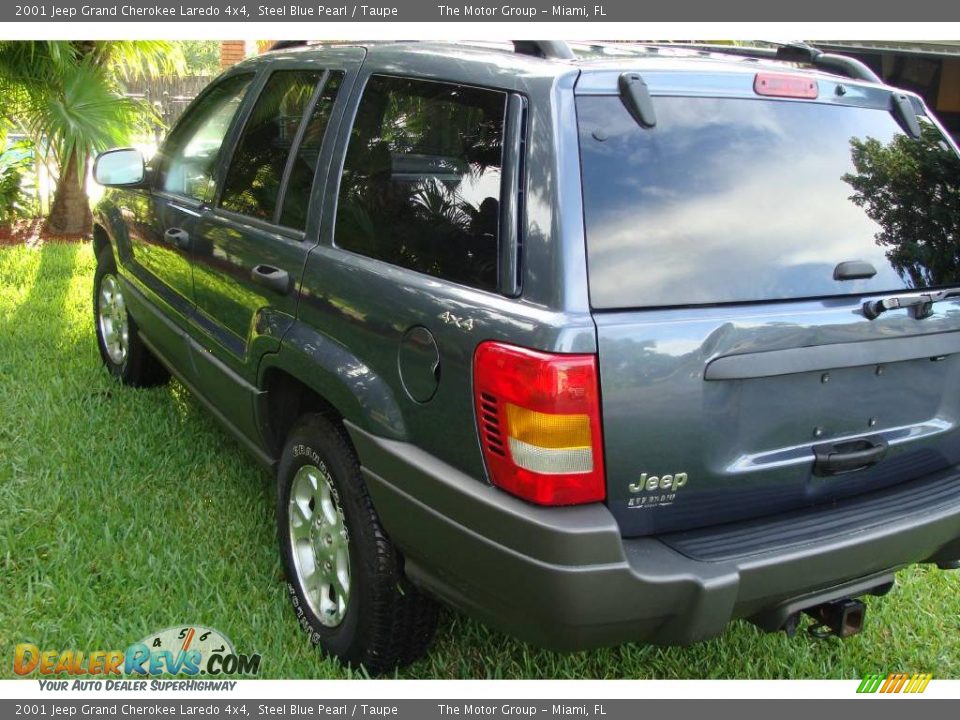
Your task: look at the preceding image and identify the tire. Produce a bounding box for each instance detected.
[277,412,439,674]
[93,245,169,387]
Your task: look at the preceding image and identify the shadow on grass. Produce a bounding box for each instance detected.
[0,243,82,347]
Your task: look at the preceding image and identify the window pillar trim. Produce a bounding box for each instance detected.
[273,70,331,227]
[498,92,526,298]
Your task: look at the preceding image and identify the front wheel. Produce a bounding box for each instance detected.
[93,245,168,387]
[276,413,438,674]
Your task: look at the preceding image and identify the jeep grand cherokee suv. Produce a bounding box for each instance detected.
[90,40,960,672]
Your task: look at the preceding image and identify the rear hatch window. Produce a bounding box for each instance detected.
[577,95,960,309]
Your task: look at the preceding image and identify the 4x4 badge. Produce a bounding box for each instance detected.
[438,311,475,331]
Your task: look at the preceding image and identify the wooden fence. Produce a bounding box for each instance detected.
[121,76,215,141]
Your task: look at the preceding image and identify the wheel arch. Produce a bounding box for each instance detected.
[92,223,110,261]
[92,198,136,265]
[260,367,348,457]
[257,324,408,457]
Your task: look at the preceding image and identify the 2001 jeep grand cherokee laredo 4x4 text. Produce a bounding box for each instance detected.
[90,40,960,673]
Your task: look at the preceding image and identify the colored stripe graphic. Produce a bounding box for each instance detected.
[857,673,931,694]
[908,674,933,693]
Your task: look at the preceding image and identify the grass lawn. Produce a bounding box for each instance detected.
[1,242,958,680]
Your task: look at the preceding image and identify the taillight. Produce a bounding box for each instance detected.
[753,72,818,99]
[473,342,605,506]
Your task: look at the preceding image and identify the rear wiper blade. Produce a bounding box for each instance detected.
[863,289,960,320]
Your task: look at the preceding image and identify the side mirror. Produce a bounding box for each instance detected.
[93,148,145,187]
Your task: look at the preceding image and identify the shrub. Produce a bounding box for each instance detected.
[0,139,33,224]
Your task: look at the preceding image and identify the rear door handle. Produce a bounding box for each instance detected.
[164,228,191,250]
[250,264,291,295]
[813,436,888,476]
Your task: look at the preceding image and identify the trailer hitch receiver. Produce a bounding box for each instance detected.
[805,598,866,638]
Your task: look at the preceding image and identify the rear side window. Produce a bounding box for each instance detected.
[220,70,341,230]
[160,74,252,202]
[334,75,506,291]
[577,95,960,308]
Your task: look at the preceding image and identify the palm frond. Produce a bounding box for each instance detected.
[24,60,141,171]
[96,40,186,81]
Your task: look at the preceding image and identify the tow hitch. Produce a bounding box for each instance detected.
[804,598,867,638]
[749,573,892,639]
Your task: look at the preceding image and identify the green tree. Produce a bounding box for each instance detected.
[177,41,221,76]
[844,125,960,287]
[0,41,184,235]
[0,138,33,223]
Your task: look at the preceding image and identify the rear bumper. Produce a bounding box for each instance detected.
[347,422,960,650]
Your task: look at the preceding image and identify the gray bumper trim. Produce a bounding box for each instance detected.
[346,421,960,649]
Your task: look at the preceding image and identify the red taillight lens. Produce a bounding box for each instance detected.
[473,342,605,506]
[753,72,818,99]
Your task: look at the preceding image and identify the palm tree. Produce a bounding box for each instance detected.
[0,41,184,234]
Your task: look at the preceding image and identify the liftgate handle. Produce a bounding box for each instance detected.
[813,436,888,477]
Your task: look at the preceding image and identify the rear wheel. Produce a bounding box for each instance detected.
[277,412,438,674]
[93,245,168,387]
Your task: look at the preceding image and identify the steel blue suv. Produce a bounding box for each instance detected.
[91,40,960,672]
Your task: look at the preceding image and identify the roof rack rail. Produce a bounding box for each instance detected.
[512,41,576,60]
[270,40,308,51]
[776,42,882,83]
[658,42,881,83]
[268,39,576,60]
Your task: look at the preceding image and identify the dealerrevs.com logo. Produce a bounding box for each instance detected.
[14,626,261,682]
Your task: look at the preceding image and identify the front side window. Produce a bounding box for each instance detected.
[334,75,506,291]
[159,74,251,202]
[219,70,342,229]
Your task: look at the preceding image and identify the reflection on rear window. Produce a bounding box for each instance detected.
[577,96,960,308]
